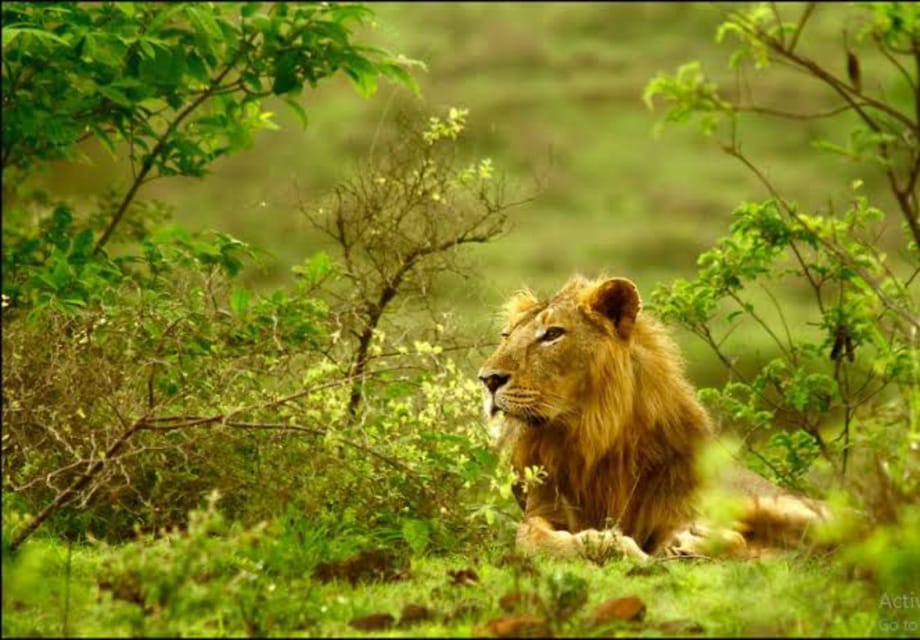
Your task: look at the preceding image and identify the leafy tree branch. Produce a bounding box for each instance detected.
[645,2,918,502]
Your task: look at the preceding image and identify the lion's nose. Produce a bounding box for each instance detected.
[478,370,510,394]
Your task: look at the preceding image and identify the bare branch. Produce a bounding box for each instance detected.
[732,12,915,131]
[788,2,816,53]
[733,103,856,120]
[873,33,918,96]
[10,415,150,551]
[768,2,785,48]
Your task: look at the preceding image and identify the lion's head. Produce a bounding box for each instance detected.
[478,275,640,426]
[479,275,710,494]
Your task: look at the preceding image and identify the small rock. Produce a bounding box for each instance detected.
[349,613,395,631]
[485,614,553,638]
[399,603,434,626]
[594,595,646,624]
[447,567,479,586]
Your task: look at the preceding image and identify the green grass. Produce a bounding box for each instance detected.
[2,536,891,638]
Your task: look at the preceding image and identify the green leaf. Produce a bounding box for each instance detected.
[329,4,374,24]
[248,13,272,35]
[292,251,331,284]
[401,518,430,554]
[241,3,262,18]
[272,51,301,95]
[70,229,95,258]
[341,50,384,98]
[147,4,187,33]
[98,85,133,107]
[50,258,72,289]
[187,6,222,40]
[230,287,251,315]
[89,123,118,158]
[138,45,186,86]
[378,62,420,95]
[113,3,137,17]
[187,51,209,83]
[95,35,128,67]
[2,27,69,48]
[726,309,744,323]
[138,38,156,58]
[345,65,378,98]
[283,97,309,128]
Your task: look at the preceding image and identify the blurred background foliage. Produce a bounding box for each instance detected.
[24,1,910,385]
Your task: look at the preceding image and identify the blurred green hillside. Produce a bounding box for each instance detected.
[39,2,901,386]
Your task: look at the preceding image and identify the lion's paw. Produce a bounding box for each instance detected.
[575,528,649,564]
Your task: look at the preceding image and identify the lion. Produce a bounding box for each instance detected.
[478,275,830,562]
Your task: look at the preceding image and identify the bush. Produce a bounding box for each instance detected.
[2,2,524,554]
[2,107,520,555]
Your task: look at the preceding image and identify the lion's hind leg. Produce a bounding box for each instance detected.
[737,494,831,549]
[666,494,832,559]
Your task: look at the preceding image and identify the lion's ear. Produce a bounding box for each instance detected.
[502,288,540,320]
[584,278,641,339]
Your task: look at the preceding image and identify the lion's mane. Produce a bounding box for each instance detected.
[499,276,712,552]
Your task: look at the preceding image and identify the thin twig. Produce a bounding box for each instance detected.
[768,2,785,48]
[222,421,422,480]
[727,290,794,362]
[10,416,149,551]
[733,103,855,120]
[732,10,914,130]
[788,2,816,53]
[874,34,918,95]
[758,282,796,365]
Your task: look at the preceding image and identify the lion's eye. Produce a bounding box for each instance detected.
[541,327,565,342]
[500,331,510,339]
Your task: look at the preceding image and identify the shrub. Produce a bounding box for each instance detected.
[2,3,522,554]
[2,107,520,555]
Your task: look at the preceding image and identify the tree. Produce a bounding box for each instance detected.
[1,1,421,257]
[644,2,917,517]
[300,108,523,417]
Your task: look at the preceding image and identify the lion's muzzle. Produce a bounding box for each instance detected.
[478,369,510,394]
[478,367,510,418]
